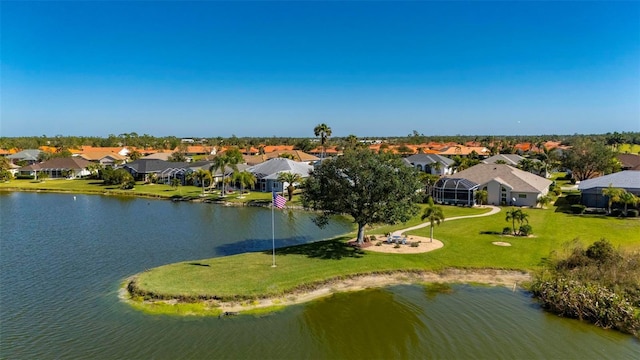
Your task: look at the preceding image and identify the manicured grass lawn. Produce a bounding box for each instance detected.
[618,143,640,154]
[132,205,640,301]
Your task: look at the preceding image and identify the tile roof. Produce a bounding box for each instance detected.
[79,152,127,161]
[446,163,552,193]
[617,154,640,170]
[243,150,319,165]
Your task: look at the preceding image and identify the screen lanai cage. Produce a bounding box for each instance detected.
[431,178,479,206]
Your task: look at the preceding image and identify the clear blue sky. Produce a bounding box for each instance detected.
[2,1,639,138]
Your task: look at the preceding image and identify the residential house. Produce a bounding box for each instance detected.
[18,157,93,179]
[617,154,640,171]
[247,158,313,192]
[78,151,127,166]
[482,154,525,166]
[439,145,490,158]
[121,159,191,183]
[432,164,552,207]
[243,150,319,166]
[578,171,640,208]
[7,149,42,165]
[405,154,455,176]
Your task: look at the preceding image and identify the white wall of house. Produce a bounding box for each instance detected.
[413,162,453,176]
[483,180,508,206]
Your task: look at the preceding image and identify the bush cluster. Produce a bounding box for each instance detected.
[531,238,640,337]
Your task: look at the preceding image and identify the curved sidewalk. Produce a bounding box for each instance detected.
[391,205,501,237]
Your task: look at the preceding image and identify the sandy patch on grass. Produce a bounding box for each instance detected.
[492,241,512,247]
[352,235,444,254]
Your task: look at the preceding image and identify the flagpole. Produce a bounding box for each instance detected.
[271,191,276,268]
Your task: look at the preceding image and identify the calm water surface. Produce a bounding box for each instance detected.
[1,192,638,359]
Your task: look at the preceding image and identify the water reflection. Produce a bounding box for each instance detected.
[302,287,426,359]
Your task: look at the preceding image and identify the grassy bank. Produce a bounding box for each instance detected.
[0,179,274,203]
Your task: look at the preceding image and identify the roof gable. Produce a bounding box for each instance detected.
[446,163,552,193]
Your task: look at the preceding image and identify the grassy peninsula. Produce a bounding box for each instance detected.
[125,203,640,320]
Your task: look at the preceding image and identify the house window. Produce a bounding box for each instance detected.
[518,194,527,198]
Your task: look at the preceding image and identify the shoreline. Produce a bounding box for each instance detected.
[121,269,531,316]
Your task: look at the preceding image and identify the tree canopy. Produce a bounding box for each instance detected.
[302,148,423,244]
[562,139,618,181]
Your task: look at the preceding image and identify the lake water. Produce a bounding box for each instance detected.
[1,192,638,359]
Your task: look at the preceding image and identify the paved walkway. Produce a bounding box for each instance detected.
[391,205,501,237]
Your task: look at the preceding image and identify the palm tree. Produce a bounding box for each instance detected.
[421,197,445,242]
[194,169,212,195]
[505,208,521,236]
[505,208,529,235]
[536,194,553,209]
[232,171,256,198]
[210,155,229,195]
[277,172,302,201]
[618,191,639,217]
[475,189,488,206]
[210,150,242,196]
[602,184,624,214]
[313,123,332,159]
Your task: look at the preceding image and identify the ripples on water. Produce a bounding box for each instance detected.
[1,193,639,359]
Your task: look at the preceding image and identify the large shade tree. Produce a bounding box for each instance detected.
[313,123,332,158]
[302,148,423,245]
[562,138,618,181]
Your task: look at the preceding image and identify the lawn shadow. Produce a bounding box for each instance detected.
[480,231,502,235]
[272,237,365,260]
[188,262,210,267]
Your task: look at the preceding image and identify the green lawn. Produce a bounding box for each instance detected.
[131,205,640,302]
[618,143,640,154]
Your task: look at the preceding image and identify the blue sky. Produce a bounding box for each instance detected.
[2,1,639,138]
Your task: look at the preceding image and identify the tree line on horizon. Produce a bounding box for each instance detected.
[1,131,638,153]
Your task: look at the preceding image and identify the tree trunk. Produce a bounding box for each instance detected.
[287,185,294,201]
[356,223,366,245]
[430,225,434,243]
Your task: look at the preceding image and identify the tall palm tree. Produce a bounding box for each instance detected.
[210,155,230,196]
[194,169,212,195]
[277,172,303,201]
[210,150,242,196]
[313,123,332,159]
[232,171,256,198]
[602,184,624,214]
[421,197,445,242]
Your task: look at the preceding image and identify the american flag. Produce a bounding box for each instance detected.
[273,191,287,209]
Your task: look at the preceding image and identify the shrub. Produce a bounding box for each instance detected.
[16,175,35,180]
[519,224,533,236]
[502,227,511,235]
[626,209,639,218]
[375,241,382,246]
[586,238,620,264]
[393,244,401,249]
[611,209,623,217]
[369,235,377,242]
[570,204,586,214]
[410,242,419,248]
